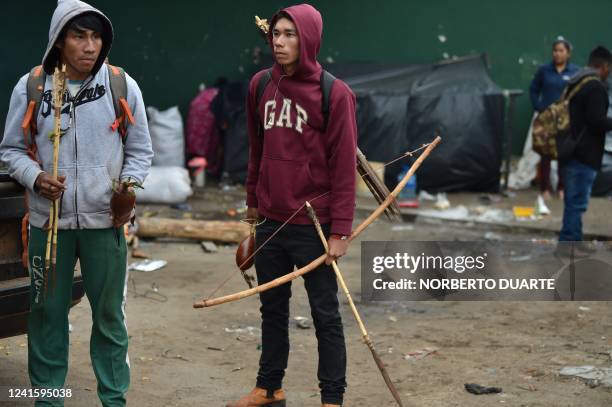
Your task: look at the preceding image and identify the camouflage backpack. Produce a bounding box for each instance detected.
[532,75,598,159]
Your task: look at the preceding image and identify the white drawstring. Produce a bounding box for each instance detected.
[272,74,288,102]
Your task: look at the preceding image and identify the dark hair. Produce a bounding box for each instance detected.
[274,10,293,27]
[58,12,105,43]
[552,36,572,52]
[588,45,612,67]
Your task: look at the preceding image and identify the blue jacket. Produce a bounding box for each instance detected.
[530,62,580,112]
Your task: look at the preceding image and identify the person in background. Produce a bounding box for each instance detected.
[557,46,612,254]
[530,36,580,201]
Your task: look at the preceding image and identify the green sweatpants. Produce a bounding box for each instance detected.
[27,226,130,407]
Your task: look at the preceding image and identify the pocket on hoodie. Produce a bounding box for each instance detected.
[29,168,76,217]
[261,157,313,213]
[77,166,113,214]
[30,192,52,216]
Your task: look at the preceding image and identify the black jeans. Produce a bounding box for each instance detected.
[255,218,347,405]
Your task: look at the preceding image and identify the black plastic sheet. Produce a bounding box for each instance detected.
[332,55,505,192]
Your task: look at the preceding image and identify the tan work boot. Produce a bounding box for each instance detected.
[321,404,341,407]
[226,387,286,407]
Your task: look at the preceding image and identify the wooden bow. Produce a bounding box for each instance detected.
[193,135,441,308]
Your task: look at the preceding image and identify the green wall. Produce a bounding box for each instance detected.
[2,1,611,153]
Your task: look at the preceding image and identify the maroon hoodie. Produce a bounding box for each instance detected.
[245,3,357,236]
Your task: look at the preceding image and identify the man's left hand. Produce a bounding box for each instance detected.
[111,184,136,227]
[326,237,349,265]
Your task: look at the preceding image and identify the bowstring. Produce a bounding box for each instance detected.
[204,143,431,299]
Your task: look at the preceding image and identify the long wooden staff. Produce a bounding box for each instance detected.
[305,201,404,407]
[45,65,66,282]
[193,136,441,308]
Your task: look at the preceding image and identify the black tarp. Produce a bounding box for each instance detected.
[335,55,505,192]
[213,54,506,192]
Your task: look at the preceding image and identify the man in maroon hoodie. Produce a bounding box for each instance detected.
[228,4,357,407]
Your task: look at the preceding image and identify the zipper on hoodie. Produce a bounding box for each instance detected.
[72,101,79,229]
[70,77,94,229]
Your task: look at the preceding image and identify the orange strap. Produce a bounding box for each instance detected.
[21,101,40,163]
[26,144,39,162]
[110,98,136,138]
[119,98,135,125]
[20,66,45,269]
[111,118,121,132]
[106,65,134,138]
[20,67,43,269]
[21,101,36,137]
[111,114,128,137]
[21,190,30,268]
[21,213,29,268]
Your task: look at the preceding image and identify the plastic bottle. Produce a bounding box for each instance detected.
[397,165,419,208]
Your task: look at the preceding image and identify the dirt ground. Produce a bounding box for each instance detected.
[1,192,612,406]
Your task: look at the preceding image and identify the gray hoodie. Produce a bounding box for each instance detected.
[0,0,153,229]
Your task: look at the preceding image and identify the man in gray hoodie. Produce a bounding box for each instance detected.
[0,1,152,405]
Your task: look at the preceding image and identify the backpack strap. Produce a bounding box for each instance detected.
[320,70,336,131]
[19,66,46,268]
[25,65,45,108]
[21,209,30,268]
[21,65,45,163]
[565,75,599,101]
[256,69,272,107]
[255,70,273,135]
[107,64,135,143]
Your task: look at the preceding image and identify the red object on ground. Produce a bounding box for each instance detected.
[398,200,419,208]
